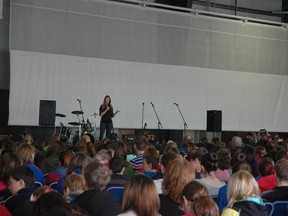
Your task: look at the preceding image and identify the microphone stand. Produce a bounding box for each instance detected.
[150,102,163,143]
[77,100,85,138]
[174,103,188,131]
[142,103,145,130]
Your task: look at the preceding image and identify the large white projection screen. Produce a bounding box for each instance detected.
[9,0,288,132]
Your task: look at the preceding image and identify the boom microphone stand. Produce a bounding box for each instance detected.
[174,102,188,131]
[150,102,163,143]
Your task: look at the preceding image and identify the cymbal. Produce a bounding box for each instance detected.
[68,122,81,126]
[90,112,98,116]
[71,110,84,115]
[56,113,66,117]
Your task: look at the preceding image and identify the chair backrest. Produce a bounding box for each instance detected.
[48,182,58,191]
[106,186,125,202]
[264,202,274,216]
[34,181,43,190]
[272,201,288,216]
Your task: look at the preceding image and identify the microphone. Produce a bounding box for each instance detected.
[77,99,81,102]
[142,102,145,105]
[150,102,154,106]
[174,102,179,106]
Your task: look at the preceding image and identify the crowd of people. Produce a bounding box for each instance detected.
[0,128,288,216]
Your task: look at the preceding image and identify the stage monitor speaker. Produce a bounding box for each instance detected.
[207,110,222,132]
[39,100,56,126]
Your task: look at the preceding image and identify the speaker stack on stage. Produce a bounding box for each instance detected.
[39,100,56,126]
[206,110,222,132]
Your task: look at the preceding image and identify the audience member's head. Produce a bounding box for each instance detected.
[0,152,20,184]
[162,159,195,203]
[23,134,34,145]
[258,157,274,177]
[201,152,218,174]
[181,180,209,214]
[67,152,89,175]
[62,173,85,200]
[232,161,252,174]
[241,145,256,164]
[231,136,242,149]
[190,196,219,216]
[16,143,37,165]
[122,174,160,216]
[160,152,179,174]
[274,158,288,186]
[58,150,74,167]
[95,149,112,165]
[84,161,112,191]
[8,166,34,194]
[143,148,160,172]
[110,157,126,174]
[217,149,231,170]
[134,136,148,152]
[227,171,261,207]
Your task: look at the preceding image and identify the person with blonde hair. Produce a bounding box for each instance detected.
[118,174,160,216]
[95,149,112,167]
[62,173,85,202]
[221,171,268,216]
[16,143,45,185]
[159,159,195,216]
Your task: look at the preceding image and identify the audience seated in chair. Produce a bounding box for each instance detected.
[257,157,276,193]
[16,143,45,185]
[45,150,73,186]
[159,159,195,216]
[72,161,121,216]
[129,136,148,171]
[262,158,288,202]
[181,180,219,216]
[221,171,268,216]
[196,152,225,198]
[4,166,35,215]
[62,173,85,202]
[142,148,162,180]
[118,174,160,216]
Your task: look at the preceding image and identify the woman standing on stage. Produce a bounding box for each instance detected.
[99,95,119,140]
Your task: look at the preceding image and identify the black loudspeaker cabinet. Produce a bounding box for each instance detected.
[207,110,222,132]
[39,100,56,126]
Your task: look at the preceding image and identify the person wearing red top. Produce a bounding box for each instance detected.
[257,157,277,193]
[0,205,11,216]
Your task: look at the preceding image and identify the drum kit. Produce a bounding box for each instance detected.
[55,100,98,144]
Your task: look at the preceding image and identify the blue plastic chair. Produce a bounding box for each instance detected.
[106,186,125,202]
[34,181,43,190]
[264,202,274,216]
[48,182,58,191]
[272,201,288,216]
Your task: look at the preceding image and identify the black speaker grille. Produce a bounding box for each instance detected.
[207,110,222,132]
[39,100,56,126]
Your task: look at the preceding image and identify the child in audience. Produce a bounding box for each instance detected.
[62,173,85,202]
[72,162,121,216]
[183,196,219,216]
[16,143,45,185]
[257,157,276,193]
[4,166,35,214]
